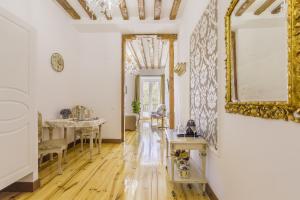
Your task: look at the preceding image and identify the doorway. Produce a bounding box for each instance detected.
[121,34,177,141]
[140,76,161,119]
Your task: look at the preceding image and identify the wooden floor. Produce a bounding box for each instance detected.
[0,122,209,200]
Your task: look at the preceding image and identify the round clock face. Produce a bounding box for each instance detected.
[51,53,64,72]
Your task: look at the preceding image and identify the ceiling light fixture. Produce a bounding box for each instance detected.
[86,0,120,19]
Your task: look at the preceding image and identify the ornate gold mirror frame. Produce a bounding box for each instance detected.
[225,0,300,121]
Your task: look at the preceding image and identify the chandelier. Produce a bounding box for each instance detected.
[86,0,120,18]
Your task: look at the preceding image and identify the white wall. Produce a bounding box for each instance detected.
[78,32,122,140]
[164,56,170,115]
[176,1,300,200]
[31,0,80,121]
[125,73,135,114]
[139,68,165,75]
[0,0,31,23]
[176,0,208,126]
[235,27,287,101]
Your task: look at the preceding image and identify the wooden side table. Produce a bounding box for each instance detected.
[165,129,208,194]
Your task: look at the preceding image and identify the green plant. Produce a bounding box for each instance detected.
[131,100,141,114]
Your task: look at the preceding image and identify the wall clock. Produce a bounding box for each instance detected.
[51,53,64,72]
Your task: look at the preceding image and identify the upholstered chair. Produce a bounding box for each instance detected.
[151,104,167,128]
[38,112,67,175]
[71,105,100,160]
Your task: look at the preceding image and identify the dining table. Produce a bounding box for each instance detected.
[44,118,106,160]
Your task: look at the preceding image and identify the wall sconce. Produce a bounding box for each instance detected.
[174,62,187,76]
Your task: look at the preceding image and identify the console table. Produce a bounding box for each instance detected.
[165,129,208,194]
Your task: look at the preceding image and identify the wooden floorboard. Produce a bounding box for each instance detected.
[1,122,210,200]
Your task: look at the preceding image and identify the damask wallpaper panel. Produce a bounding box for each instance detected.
[190,0,218,150]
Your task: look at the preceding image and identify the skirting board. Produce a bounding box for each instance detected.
[207,183,219,200]
[1,179,40,192]
[102,139,122,143]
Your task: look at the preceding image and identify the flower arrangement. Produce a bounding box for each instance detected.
[173,150,191,178]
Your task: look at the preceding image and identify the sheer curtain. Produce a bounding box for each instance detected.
[134,75,140,101]
[160,75,165,104]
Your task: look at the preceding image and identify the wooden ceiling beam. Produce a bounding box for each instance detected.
[119,0,129,20]
[158,41,165,69]
[271,3,283,14]
[170,0,181,20]
[140,39,149,69]
[254,0,276,15]
[154,0,162,20]
[150,38,155,69]
[138,0,146,20]
[77,0,97,20]
[235,0,256,16]
[56,0,81,19]
[129,42,143,69]
[104,9,113,20]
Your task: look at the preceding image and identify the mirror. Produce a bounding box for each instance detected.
[225,0,300,121]
[230,0,288,102]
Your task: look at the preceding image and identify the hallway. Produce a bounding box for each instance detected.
[0,122,209,200]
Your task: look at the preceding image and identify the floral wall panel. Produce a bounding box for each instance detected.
[190,0,218,150]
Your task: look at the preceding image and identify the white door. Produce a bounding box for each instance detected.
[140,76,161,118]
[0,8,35,190]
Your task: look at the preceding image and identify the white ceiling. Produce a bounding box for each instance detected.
[126,35,170,70]
[57,0,187,33]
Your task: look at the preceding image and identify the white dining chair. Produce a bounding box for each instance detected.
[38,112,67,174]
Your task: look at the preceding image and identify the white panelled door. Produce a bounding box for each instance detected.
[0,8,35,190]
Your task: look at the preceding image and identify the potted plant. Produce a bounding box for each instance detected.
[131,100,141,119]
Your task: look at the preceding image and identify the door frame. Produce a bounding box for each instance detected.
[121,34,177,142]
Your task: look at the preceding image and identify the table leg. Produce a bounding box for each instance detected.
[64,127,67,139]
[74,129,77,148]
[57,152,63,175]
[49,127,54,161]
[200,148,207,195]
[64,149,68,164]
[98,125,102,154]
[171,144,174,181]
[89,133,93,161]
[166,138,169,158]
[80,133,84,152]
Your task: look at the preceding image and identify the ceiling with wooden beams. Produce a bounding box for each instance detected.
[234,0,285,17]
[126,35,169,71]
[55,0,185,21]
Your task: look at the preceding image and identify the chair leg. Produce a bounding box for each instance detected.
[64,149,68,164]
[80,133,84,152]
[39,154,43,166]
[89,134,93,161]
[74,133,76,148]
[57,152,63,175]
[97,128,101,154]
